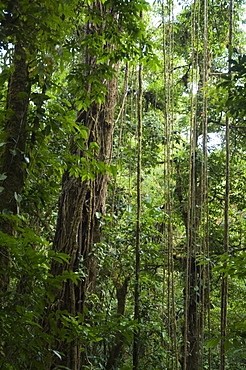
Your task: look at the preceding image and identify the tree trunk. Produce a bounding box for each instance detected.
[0,44,30,293]
[184,257,201,370]
[175,152,203,370]
[105,277,130,370]
[44,50,119,369]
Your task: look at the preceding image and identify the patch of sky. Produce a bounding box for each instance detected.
[198,132,224,151]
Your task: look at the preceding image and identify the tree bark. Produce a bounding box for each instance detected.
[105,277,129,370]
[175,149,203,370]
[43,41,119,368]
[0,44,30,293]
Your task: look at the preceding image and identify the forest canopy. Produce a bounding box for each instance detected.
[1,0,246,369]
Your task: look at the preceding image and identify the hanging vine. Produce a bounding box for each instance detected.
[133,45,143,370]
[220,1,233,369]
[162,0,179,368]
[200,0,210,367]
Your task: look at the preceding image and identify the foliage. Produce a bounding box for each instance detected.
[1,0,246,369]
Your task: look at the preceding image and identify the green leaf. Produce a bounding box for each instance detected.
[0,173,7,181]
[47,290,55,303]
[89,142,100,151]
[52,349,62,360]
[14,192,22,203]
[91,337,103,343]
[206,337,221,349]
[108,164,117,177]
[56,253,71,263]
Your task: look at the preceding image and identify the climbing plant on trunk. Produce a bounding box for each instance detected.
[43,1,149,368]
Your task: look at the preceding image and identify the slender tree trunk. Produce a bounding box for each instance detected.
[105,277,129,369]
[133,59,143,370]
[185,258,201,370]
[221,2,232,368]
[0,44,30,293]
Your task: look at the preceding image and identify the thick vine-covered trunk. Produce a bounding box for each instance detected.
[0,44,30,293]
[176,47,211,367]
[46,89,117,370]
[175,150,203,370]
[44,12,119,363]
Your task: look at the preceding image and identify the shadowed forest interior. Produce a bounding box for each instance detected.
[1,0,246,369]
